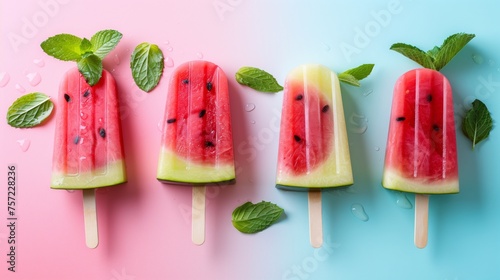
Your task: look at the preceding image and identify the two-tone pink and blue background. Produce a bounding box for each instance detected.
[2,0,500,279]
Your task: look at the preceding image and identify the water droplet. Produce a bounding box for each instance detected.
[0,72,10,87]
[472,54,484,64]
[26,72,41,86]
[351,203,369,222]
[251,120,256,124]
[111,68,120,77]
[165,56,174,68]
[113,54,120,65]
[196,52,204,59]
[363,89,373,97]
[15,84,26,93]
[80,112,88,120]
[33,58,45,67]
[157,121,163,132]
[98,118,104,123]
[167,46,173,52]
[395,192,412,209]
[245,103,256,112]
[17,139,31,152]
[164,40,170,45]
[349,113,368,134]
[375,146,380,151]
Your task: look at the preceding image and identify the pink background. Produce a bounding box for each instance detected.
[2,0,500,279]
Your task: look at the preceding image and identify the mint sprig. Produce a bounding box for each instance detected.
[130,43,164,92]
[232,201,284,234]
[7,92,54,128]
[235,67,283,93]
[78,54,104,86]
[390,33,475,71]
[41,30,122,86]
[462,99,493,149]
[338,64,374,87]
[91,30,123,59]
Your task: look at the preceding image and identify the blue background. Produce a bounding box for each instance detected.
[2,0,500,279]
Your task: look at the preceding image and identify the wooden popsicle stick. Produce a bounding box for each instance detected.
[414,194,429,249]
[308,191,323,248]
[192,186,206,245]
[83,189,98,249]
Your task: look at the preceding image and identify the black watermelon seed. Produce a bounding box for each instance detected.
[64,94,71,102]
[432,124,439,131]
[73,135,80,144]
[205,141,215,147]
[182,79,189,84]
[295,94,303,101]
[83,89,90,97]
[99,128,106,138]
[207,82,213,91]
[199,110,206,118]
[396,116,406,121]
[294,135,302,143]
[426,94,432,102]
[167,118,176,124]
[322,105,330,113]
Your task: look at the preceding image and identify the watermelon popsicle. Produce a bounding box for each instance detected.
[157,60,235,245]
[51,68,127,248]
[276,64,353,247]
[382,68,458,248]
[382,68,459,195]
[382,33,474,248]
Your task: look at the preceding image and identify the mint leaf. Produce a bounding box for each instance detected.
[426,46,441,61]
[130,42,164,92]
[434,33,475,71]
[235,67,283,93]
[232,201,284,233]
[80,38,93,54]
[391,33,474,71]
[40,34,82,61]
[462,99,493,149]
[338,73,360,87]
[338,64,374,87]
[77,54,103,86]
[390,43,436,69]
[7,92,54,128]
[90,30,123,59]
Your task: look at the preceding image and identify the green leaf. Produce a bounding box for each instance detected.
[80,38,93,54]
[7,92,54,128]
[77,54,103,86]
[90,30,123,59]
[338,73,360,87]
[462,99,493,149]
[434,33,475,71]
[40,34,83,61]
[130,42,164,92]
[391,33,475,71]
[390,43,436,69]
[426,46,441,61]
[235,66,283,93]
[338,64,374,87]
[231,201,284,234]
